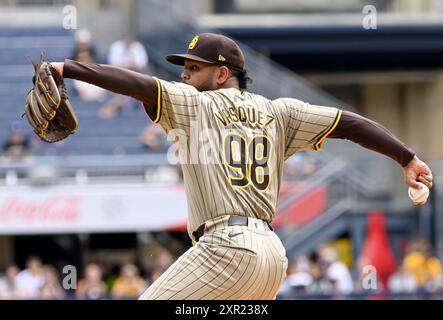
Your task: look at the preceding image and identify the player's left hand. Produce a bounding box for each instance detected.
[403,155,433,189]
[50,62,64,77]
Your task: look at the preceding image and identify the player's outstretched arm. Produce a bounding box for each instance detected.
[328,110,433,190]
[51,60,159,119]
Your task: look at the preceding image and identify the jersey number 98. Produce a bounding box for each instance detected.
[223,133,272,191]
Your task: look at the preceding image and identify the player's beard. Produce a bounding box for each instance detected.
[185,78,217,92]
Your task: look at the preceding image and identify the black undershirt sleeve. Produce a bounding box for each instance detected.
[63,59,160,121]
[328,110,415,167]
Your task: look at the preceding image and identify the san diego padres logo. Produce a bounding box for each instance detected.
[188,36,199,49]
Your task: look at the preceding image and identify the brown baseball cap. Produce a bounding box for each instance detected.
[165,33,245,71]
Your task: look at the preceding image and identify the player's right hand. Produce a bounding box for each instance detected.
[403,155,433,190]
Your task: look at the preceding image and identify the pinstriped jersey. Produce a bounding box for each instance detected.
[149,78,341,237]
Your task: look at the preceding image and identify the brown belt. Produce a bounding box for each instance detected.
[192,215,273,242]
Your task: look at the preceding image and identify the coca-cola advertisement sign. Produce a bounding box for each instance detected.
[0,184,188,234]
[0,196,81,224]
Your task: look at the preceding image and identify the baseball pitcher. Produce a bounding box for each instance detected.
[35,33,431,299]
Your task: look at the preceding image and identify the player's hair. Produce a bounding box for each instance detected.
[233,69,252,90]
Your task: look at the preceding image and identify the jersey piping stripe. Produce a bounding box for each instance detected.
[314,109,343,151]
[144,77,162,124]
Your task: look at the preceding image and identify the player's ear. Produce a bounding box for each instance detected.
[216,66,230,85]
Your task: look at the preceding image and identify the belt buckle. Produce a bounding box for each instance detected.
[228,215,248,226]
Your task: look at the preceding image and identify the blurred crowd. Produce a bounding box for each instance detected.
[0,250,174,300]
[278,238,443,299]
[2,237,441,300]
[0,29,170,163]
[69,29,173,155]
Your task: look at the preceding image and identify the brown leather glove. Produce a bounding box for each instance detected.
[24,54,78,143]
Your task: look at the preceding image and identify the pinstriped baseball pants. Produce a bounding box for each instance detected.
[138,215,288,300]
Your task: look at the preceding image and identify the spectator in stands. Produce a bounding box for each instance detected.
[0,264,27,299]
[98,35,148,119]
[76,263,108,300]
[308,263,334,295]
[39,265,66,300]
[71,29,100,63]
[71,29,106,102]
[108,35,148,71]
[402,238,443,291]
[111,264,147,299]
[15,256,45,299]
[1,120,32,162]
[150,250,174,283]
[103,264,121,292]
[138,124,170,153]
[279,254,313,297]
[388,265,418,294]
[317,246,354,296]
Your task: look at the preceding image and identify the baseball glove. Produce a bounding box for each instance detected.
[23,54,78,143]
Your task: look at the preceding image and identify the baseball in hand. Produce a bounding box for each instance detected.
[408,182,429,204]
